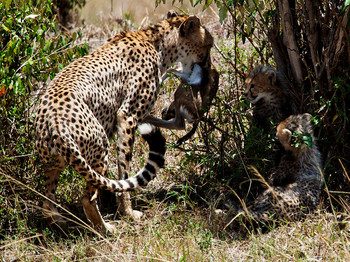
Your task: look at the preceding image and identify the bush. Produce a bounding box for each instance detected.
[0,0,88,236]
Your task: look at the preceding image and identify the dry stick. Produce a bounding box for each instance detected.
[338,197,350,214]
[250,0,267,26]
[319,163,337,218]
[339,158,350,183]
[249,0,279,62]
[221,1,270,71]
[278,0,303,88]
[304,0,320,77]
[329,194,350,215]
[0,234,45,250]
[1,172,114,248]
[328,191,350,195]
[201,115,251,183]
[224,184,254,231]
[213,43,244,78]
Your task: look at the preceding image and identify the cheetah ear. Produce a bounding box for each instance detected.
[302,113,312,122]
[179,16,201,37]
[302,113,313,133]
[278,128,293,150]
[267,70,277,85]
[167,11,178,19]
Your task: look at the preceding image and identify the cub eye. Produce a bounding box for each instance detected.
[250,84,255,89]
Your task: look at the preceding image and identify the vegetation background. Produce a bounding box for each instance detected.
[1,0,349,260]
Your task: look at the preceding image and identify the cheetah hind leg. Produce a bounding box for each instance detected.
[116,192,143,221]
[81,183,117,234]
[42,159,66,225]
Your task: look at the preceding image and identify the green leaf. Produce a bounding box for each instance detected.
[345,0,350,8]
[302,134,313,148]
[46,3,53,14]
[194,0,201,7]
[61,36,66,46]
[5,0,12,9]
[42,56,48,65]
[203,0,213,10]
[218,5,228,23]
[2,24,10,32]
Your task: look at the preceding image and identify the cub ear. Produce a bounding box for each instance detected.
[301,113,313,133]
[179,16,201,37]
[277,127,293,150]
[302,113,312,122]
[267,70,277,85]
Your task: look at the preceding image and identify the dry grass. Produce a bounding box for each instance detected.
[78,0,217,26]
[1,4,350,262]
[1,172,349,262]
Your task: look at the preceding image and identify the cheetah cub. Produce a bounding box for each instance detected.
[244,65,297,131]
[225,113,323,226]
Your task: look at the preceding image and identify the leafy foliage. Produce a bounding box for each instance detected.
[291,132,314,149]
[0,0,88,235]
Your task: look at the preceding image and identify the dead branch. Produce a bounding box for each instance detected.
[304,0,320,78]
[278,0,303,88]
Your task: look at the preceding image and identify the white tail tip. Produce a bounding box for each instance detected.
[138,123,155,135]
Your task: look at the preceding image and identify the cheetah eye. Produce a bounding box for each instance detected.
[250,84,255,89]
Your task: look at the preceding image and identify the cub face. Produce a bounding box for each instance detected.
[244,68,283,104]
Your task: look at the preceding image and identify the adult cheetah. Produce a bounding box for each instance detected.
[34,13,213,232]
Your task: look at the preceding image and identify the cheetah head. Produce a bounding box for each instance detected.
[177,16,213,75]
[243,65,283,105]
[277,113,314,154]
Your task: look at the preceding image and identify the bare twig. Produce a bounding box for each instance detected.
[278,0,303,88]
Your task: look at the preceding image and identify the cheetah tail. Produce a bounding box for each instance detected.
[122,123,166,189]
[53,123,166,193]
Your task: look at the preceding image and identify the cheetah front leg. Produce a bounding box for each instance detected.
[115,111,143,220]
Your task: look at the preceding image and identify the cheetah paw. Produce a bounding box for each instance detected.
[130,210,143,221]
[103,222,117,234]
